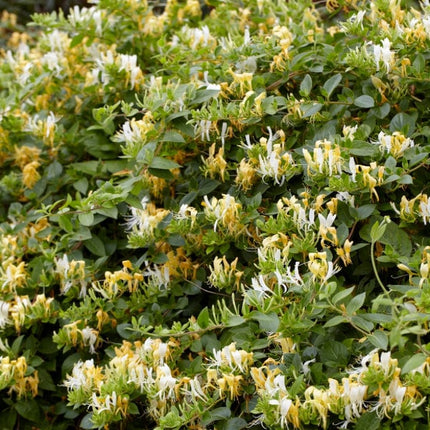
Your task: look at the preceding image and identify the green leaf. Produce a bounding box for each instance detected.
[349,141,379,157]
[161,130,185,143]
[179,191,198,206]
[58,214,74,233]
[149,156,181,170]
[251,311,280,332]
[84,236,106,257]
[370,221,387,242]
[11,335,25,356]
[302,103,323,118]
[354,204,376,220]
[80,413,96,429]
[300,74,312,96]
[319,341,349,367]
[14,399,41,422]
[322,73,342,98]
[190,89,220,105]
[351,315,374,332]
[368,331,388,350]
[197,307,210,329]
[223,418,248,430]
[128,403,140,415]
[73,178,89,194]
[355,410,381,430]
[401,353,427,374]
[0,409,17,430]
[148,168,174,179]
[354,95,375,108]
[37,368,57,391]
[201,407,231,426]
[390,112,417,136]
[324,315,347,327]
[197,178,220,195]
[226,315,246,327]
[78,212,94,226]
[117,323,134,340]
[332,286,355,305]
[346,292,366,314]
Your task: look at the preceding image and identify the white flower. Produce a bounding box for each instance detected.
[0,301,10,328]
[348,157,357,183]
[186,377,208,401]
[156,364,177,400]
[419,199,430,225]
[42,52,63,75]
[251,275,272,298]
[336,191,355,206]
[195,119,212,141]
[64,359,95,390]
[203,71,221,91]
[373,38,394,73]
[81,327,98,354]
[318,212,336,230]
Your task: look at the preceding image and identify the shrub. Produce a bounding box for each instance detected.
[1,0,430,429]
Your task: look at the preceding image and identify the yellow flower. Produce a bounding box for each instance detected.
[308,252,340,284]
[1,260,27,293]
[229,69,253,97]
[336,239,353,266]
[235,159,258,191]
[202,143,228,182]
[22,161,41,189]
[217,373,243,399]
[14,145,41,169]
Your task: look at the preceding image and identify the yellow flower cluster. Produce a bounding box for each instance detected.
[0,356,38,399]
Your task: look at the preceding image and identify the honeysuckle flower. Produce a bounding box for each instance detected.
[81,326,99,354]
[42,51,63,75]
[419,194,430,225]
[188,25,214,49]
[202,194,242,235]
[217,373,243,399]
[303,139,342,177]
[343,125,358,141]
[10,295,31,332]
[202,71,221,91]
[251,274,272,298]
[195,119,212,141]
[202,143,228,181]
[318,212,338,246]
[1,260,27,292]
[68,6,103,35]
[64,359,104,391]
[0,301,10,328]
[376,131,414,158]
[209,256,242,291]
[308,252,341,285]
[372,38,394,73]
[229,69,253,97]
[336,239,353,266]
[156,364,177,400]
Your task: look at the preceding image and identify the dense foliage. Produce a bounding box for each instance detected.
[1,0,430,428]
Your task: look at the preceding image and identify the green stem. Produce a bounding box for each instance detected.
[371,239,390,297]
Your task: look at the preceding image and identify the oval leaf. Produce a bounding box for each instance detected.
[354,95,375,108]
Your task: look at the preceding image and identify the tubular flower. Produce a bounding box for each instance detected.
[202,194,243,236]
[202,143,228,182]
[303,139,343,177]
[308,252,341,285]
[209,256,243,291]
[22,161,41,189]
[376,131,414,158]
